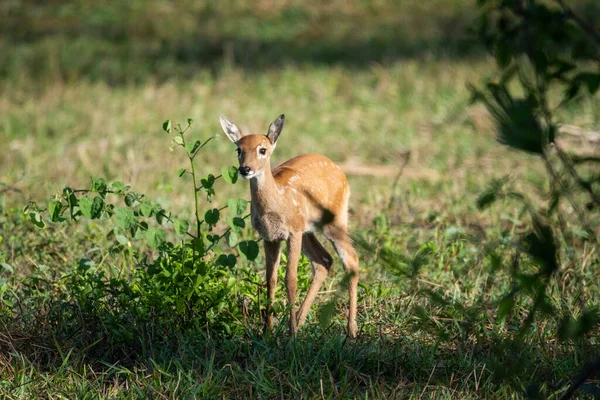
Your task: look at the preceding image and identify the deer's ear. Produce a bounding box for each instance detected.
[219,115,243,143]
[266,114,285,145]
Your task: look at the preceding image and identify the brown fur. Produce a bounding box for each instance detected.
[220,114,359,338]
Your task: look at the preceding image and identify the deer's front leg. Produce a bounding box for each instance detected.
[285,233,302,336]
[264,240,281,333]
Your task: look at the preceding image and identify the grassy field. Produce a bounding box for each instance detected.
[1,1,600,398]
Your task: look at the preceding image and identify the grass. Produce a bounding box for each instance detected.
[1,0,600,398]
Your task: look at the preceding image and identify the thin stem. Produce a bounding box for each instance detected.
[187,140,202,241]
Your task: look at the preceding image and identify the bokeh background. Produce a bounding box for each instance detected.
[5,0,598,217]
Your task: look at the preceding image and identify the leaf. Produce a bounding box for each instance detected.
[48,198,63,222]
[90,196,104,219]
[187,118,194,126]
[221,166,239,184]
[146,227,166,249]
[216,254,236,268]
[177,168,187,177]
[185,140,201,156]
[227,198,247,216]
[207,234,220,244]
[91,178,107,195]
[124,192,141,208]
[114,208,137,230]
[79,197,93,218]
[28,212,46,229]
[79,196,103,219]
[204,208,220,226]
[109,181,128,194]
[155,209,168,225]
[239,240,259,261]
[226,230,238,247]
[228,217,245,231]
[173,135,184,145]
[140,201,156,217]
[163,120,172,133]
[201,174,215,190]
[174,219,189,235]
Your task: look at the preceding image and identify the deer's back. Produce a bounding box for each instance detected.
[273,154,349,222]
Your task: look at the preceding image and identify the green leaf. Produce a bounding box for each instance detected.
[163,119,172,133]
[230,217,245,231]
[216,254,237,268]
[91,178,107,195]
[239,240,259,261]
[204,208,220,226]
[173,135,184,145]
[174,219,189,235]
[187,118,194,126]
[140,201,156,217]
[124,192,141,208]
[226,230,238,247]
[48,198,63,222]
[109,181,128,194]
[146,227,166,248]
[185,140,201,156]
[200,174,215,190]
[90,196,104,219]
[207,234,220,244]
[79,197,93,218]
[177,168,187,177]
[156,209,168,225]
[80,197,103,219]
[227,198,247,216]
[28,212,46,229]
[221,166,239,184]
[114,208,137,230]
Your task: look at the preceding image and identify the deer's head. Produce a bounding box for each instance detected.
[219,114,284,179]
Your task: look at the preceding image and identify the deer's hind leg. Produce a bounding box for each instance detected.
[324,222,359,338]
[296,232,333,329]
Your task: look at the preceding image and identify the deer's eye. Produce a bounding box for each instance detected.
[236,148,241,156]
[259,148,267,155]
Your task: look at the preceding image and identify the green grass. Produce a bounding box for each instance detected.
[1,0,600,398]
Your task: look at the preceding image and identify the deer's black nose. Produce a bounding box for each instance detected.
[239,166,251,176]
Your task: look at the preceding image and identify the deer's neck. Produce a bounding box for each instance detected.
[249,167,282,212]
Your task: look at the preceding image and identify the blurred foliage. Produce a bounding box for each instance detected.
[469,0,600,359]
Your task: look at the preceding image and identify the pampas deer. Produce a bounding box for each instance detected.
[219,114,359,338]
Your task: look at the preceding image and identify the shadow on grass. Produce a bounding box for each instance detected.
[0,317,581,398]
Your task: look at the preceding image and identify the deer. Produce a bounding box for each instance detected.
[219,114,359,338]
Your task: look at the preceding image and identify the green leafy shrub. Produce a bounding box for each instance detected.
[5,119,268,361]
